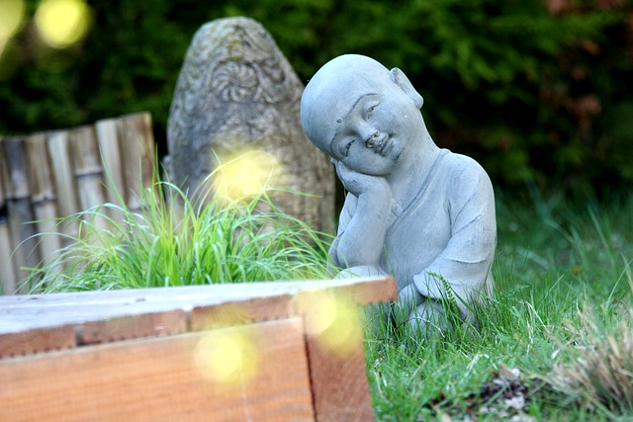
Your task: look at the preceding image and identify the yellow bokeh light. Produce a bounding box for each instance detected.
[34,0,91,49]
[0,0,25,58]
[0,0,25,39]
[214,148,281,202]
[194,329,261,386]
[295,291,363,354]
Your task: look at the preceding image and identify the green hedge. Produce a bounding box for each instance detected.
[1,0,631,196]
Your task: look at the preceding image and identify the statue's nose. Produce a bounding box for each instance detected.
[365,131,380,148]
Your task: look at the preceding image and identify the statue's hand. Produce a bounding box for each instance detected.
[397,283,424,314]
[335,265,388,279]
[334,160,391,198]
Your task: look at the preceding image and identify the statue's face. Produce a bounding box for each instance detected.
[301,55,423,177]
[328,79,421,176]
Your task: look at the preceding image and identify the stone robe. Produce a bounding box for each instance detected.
[332,149,496,316]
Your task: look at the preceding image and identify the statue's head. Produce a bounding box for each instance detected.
[301,54,424,176]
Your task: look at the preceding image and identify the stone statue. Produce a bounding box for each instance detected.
[166,17,334,233]
[300,54,496,334]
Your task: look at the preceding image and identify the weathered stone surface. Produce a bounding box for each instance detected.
[166,17,334,232]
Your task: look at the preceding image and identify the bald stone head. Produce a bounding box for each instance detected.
[301,54,423,157]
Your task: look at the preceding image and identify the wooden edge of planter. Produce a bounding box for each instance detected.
[0,276,398,359]
[0,325,76,358]
[77,310,188,345]
[0,317,315,422]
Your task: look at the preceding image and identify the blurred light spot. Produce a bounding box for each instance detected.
[0,0,25,56]
[295,291,362,354]
[34,0,90,49]
[214,148,281,202]
[194,328,261,386]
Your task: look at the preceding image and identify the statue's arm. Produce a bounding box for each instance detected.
[329,162,393,269]
[413,165,497,311]
[330,191,391,269]
[327,198,353,269]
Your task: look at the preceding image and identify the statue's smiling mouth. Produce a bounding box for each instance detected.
[376,135,393,156]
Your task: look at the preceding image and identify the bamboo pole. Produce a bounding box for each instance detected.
[25,133,62,267]
[95,117,127,228]
[0,139,17,294]
[95,118,125,205]
[1,137,41,291]
[47,130,80,247]
[69,125,109,232]
[117,112,156,213]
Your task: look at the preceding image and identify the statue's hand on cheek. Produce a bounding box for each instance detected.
[334,160,392,199]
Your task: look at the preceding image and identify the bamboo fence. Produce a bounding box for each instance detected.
[0,112,155,294]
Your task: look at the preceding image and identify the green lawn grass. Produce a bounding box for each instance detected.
[366,191,633,421]
[25,175,633,421]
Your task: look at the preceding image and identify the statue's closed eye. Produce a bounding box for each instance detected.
[344,140,354,157]
[366,103,379,119]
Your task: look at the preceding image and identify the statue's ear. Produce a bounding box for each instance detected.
[389,67,423,109]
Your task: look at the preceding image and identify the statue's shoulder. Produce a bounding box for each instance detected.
[440,149,491,180]
[438,150,494,201]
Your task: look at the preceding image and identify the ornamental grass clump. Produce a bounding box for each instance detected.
[549,306,633,415]
[26,171,332,292]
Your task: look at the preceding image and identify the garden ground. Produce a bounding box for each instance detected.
[366,191,633,421]
[26,179,633,421]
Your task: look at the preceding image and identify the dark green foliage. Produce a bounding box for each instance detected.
[1,0,632,195]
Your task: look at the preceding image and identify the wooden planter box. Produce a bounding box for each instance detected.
[0,277,396,421]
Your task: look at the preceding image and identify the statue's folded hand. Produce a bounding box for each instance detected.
[397,283,424,313]
[334,160,391,198]
[335,265,388,279]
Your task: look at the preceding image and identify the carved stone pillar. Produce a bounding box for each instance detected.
[166,17,335,233]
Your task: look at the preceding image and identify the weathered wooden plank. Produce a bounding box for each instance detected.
[0,139,17,294]
[306,333,374,422]
[24,133,55,206]
[78,310,187,345]
[300,298,375,422]
[117,112,155,212]
[25,133,62,266]
[0,325,75,358]
[0,222,15,294]
[46,130,78,218]
[69,125,109,230]
[0,302,194,336]
[191,294,294,331]
[0,318,315,422]
[0,277,396,357]
[1,137,41,287]
[1,137,30,199]
[189,276,400,331]
[0,277,396,309]
[69,126,104,180]
[0,277,396,327]
[5,198,40,287]
[95,118,125,205]
[47,130,80,245]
